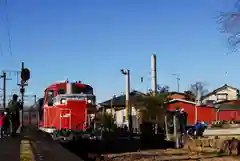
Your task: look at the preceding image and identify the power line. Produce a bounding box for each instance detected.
[0,43,3,56]
[4,0,13,56]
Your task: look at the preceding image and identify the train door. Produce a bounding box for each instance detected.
[60,109,71,130]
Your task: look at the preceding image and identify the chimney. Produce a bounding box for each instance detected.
[151,54,157,95]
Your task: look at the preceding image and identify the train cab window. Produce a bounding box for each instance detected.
[72,85,93,94]
[47,90,54,106]
[58,88,66,95]
[47,90,54,97]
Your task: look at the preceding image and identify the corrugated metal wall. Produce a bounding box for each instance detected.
[219,110,240,121]
[168,102,195,124]
[167,102,216,125]
[197,107,216,124]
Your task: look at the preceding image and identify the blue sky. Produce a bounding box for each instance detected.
[0,0,239,103]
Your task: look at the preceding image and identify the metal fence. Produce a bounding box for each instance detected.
[22,108,38,126]
[0,107,38,126]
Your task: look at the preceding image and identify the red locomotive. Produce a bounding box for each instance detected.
[37,80,96,141]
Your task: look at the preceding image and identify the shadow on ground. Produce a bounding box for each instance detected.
[62,137,175,161]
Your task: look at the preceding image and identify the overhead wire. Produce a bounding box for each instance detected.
[4,0,13,56]
[0,43,3,56]
[0,1,5,56]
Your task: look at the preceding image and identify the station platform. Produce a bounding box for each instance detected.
[0,126,83,161]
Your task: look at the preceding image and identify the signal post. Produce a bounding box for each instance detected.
[18,62,30,130]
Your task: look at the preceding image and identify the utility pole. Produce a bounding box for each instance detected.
[120,69,132,136]
[194,82,201,123]
[0,72,12,109]
[33,95,37,104]
[110,95,116,116]
[1,72,6,109]
[33,95,38,127]
[151,54,157,96]
[20,62,25,128]
[172,74,180,92]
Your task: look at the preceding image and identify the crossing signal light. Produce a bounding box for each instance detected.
[21,68,30,82]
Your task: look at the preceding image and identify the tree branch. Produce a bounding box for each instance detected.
[218,0,240,51]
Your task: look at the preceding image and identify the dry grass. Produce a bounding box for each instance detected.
[103,147,229,161]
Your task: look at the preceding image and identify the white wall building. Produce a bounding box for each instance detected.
[105,106,140,131]
[202,84,239,105]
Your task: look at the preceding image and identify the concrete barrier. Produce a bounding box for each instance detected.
[203,128,240,136]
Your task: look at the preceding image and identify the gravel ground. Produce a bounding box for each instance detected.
[104,156,240,161]
[101,147,240,161]
[189,157,240,161]
[0,126,83,161]
[0,136,21,161]
[24,127,83,161]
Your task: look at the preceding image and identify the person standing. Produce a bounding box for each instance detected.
[0,112,6,139]
[7,94,23,136]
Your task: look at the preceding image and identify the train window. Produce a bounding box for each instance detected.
[72,85,93,94]
[47,90,54,106]
[48,90,54,97]
[58,88,66,95]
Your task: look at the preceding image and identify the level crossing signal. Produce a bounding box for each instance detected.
[21,68,30,84]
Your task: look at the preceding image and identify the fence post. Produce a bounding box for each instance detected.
[29,111,31,125]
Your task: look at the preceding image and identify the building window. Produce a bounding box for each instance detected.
[150,113,156,120]
[216,93,228,101]
[123,116,126,122]
[114,113,116,121]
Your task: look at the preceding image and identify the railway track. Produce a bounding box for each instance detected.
[22,127,83,161]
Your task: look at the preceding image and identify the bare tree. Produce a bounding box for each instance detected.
[148,84,169,95]
[134,84,170,127]
[184,90,196,102]
[218,0,240,51]
[189,82,208,99]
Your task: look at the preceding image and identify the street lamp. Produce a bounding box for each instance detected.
[172,74,180,92]
[120,69,132,135]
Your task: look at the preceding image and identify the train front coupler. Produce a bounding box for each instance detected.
[52,129,75,143]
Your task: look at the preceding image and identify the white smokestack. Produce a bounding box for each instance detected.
[151,53,157,95]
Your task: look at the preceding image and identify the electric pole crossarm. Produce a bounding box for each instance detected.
[0,72,12,109]
[0,72,6,109]
[172,74,180,92]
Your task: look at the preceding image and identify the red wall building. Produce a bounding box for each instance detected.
[216,100,240,121]
[167,99,216,125]
[218,111,240,121]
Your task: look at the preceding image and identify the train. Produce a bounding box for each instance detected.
[36,80,96,142]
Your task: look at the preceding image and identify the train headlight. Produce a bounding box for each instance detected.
[87,100,92,104]
[61,98,67,104]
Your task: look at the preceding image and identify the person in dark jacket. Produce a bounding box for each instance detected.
[7,94,23,136]
[178,108,187,135]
